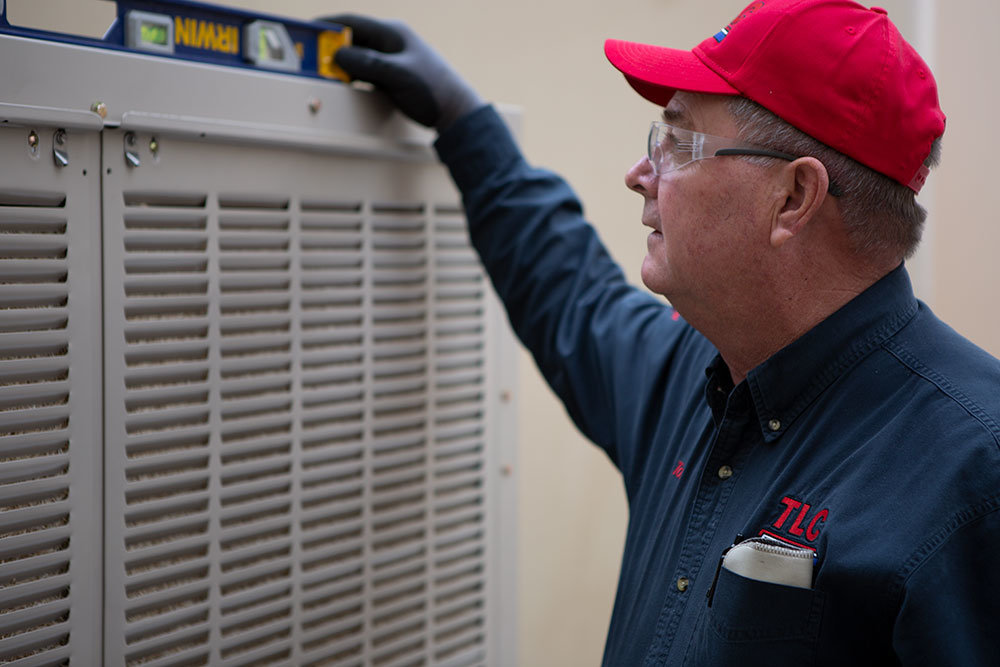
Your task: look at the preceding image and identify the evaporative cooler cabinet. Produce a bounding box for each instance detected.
[0,4,518,666]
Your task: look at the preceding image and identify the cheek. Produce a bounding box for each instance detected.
[657,180,728,251]
[656,175,768,282]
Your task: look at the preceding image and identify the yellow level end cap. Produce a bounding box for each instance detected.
[318,28,352,82]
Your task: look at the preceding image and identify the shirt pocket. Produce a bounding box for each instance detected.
[682,566,826,666]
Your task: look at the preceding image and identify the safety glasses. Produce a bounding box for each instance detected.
[647,120,799,175]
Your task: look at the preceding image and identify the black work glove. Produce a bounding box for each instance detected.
[320,14,484,132]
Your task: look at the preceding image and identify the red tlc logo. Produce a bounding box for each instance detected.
[771,496,828,543]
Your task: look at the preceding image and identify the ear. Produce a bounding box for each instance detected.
[770,157,830,248]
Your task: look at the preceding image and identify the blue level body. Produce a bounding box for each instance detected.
[0,0,351,81]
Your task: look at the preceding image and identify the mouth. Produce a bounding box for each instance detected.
[645,227,663,249]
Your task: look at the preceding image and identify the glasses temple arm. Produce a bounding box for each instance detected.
[713,147,799,161]
[714,148,843,196]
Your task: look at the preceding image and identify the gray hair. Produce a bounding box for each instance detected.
[726,96,942,261]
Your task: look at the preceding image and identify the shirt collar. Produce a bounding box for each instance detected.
[733,264,919,443]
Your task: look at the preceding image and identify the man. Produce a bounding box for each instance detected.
[327,0,1000,664]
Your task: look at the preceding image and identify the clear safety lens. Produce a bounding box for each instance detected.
[648,122,708,174]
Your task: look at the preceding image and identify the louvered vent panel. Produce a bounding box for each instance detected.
[429,208,488,667]
[0,127,103,665]
[103,132,501,666]
[117,189,214,667]
[366,204,430,667]
[297,197,367,667]
[216,193,295,667]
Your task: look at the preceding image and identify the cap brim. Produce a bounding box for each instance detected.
[604,39,739,106]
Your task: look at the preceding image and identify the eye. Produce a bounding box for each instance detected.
[656,127,681,156]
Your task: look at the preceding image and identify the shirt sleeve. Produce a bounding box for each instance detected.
[433,105,705,477]
[892,503,1000,665]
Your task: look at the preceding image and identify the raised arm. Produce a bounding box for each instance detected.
[327,16,710,479]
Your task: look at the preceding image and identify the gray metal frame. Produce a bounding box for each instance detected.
[1,26,518,667]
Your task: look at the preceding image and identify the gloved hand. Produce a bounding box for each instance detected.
[321,14,484,132]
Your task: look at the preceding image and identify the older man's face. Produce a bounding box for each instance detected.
[625,92,776,316]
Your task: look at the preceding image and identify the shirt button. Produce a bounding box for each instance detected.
[768,418,782,432]
[676,577,690,592]
[718,465,733,480]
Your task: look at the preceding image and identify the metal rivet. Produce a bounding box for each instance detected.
[500,465,513,477]
[91,101,108,119]
[718,465,733,480]
[768,418,782,432]
[149,138,159,154]
[308,97,322,114]
[676,577,690,592]
[500,390,512,404]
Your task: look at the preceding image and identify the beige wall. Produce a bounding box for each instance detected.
[931,4,1000,350]
[10,1,1000,665]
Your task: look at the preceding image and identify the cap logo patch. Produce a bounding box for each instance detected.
[713,0,766,42]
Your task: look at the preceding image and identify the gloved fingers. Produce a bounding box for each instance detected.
[334,46,403,86]
[318,13,473,130]
[317,14,405,53]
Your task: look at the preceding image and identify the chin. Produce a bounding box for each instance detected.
[640,258,671,297]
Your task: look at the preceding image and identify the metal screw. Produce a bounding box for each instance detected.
[91,101,108,119]
[149,137,159,154]
[500,465,513,477]
[500,390,512,404]
[124,132,140,168]
[308,97,322,114]
[52,130,69,168]
[27,130,39,150]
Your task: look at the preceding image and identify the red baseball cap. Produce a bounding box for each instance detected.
[605,0,945,193]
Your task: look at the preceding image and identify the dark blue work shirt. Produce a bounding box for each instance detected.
[436,106,1000,666]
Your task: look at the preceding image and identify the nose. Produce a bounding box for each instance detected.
[625,156,656,196]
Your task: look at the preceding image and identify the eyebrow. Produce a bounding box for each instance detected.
[661,106,692,129]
